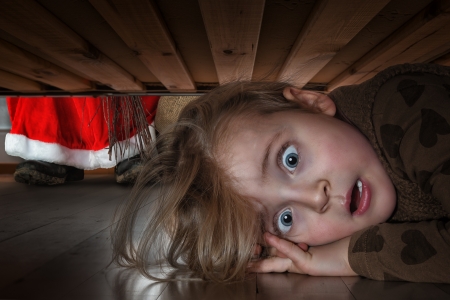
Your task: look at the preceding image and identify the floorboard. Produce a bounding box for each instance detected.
[341,276,450,299]
[161,277,256,300]
[61,267,169,300]
[0,228,113,299]
[257,273,355,300]
[0,175,117,219]
[0,175,128,289]
[0,174,449,299]
[0,186,123,242]
[437,283,450,295]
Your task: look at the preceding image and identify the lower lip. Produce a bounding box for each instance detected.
[349,178,371,216]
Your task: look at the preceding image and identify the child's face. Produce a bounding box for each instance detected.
[221,103,396,246]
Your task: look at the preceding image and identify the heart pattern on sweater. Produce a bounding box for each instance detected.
[397,79,425,107]
[419,109,450,148]
[400,230,437,265]
[352,226,384,253]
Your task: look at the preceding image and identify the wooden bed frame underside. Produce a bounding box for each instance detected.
[0,0,449,95]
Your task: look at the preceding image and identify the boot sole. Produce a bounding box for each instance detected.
[115,164,143,184]
[14,169,66,185]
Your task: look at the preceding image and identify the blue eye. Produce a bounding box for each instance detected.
[278,209,293,234]
[282,145,298,172]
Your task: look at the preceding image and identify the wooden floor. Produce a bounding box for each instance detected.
[0,174,449,300]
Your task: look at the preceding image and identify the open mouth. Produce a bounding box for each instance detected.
[350,179,362,214]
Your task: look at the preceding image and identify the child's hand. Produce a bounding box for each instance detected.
[248,232,357,277]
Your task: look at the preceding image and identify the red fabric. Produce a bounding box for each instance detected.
[7,96,159,151]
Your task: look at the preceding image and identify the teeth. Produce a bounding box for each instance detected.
[357,180,362,197]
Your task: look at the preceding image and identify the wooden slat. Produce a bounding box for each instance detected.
[0,70,42,92]
[311,0,433,84]
[37,0,159,84]
[0,39,91,91]
[198,0,265,83]
[354,29,450,85]
[433,51,450,66]
[252,0,315,82]
[156,0,218,83]
[328,0,450,91]
[0,0,143,91]
[0,29,93,83]
[352,23,450,85]
[413,41,450,64]
[398,22,450,64]
[89,0,196,92]
[277,0,390,88]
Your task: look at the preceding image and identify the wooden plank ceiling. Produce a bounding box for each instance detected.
[0,0,449,95]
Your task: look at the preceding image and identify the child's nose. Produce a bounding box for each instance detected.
[296,179,329,213]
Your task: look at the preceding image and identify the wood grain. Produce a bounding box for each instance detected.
[89,0,196,92]
[341,276,450,300]
[328,0,450,91]
[155,0,218,83]
[0,39,91,91]
[0,183,126,289]
[198,0,265,83]
[312,0,433,84]
[257,273,356,300]
[433,51,450,66]
[37,0,159,83]
[0,0,143,91]
[161,276,256,300]
[277,0,390,88]
[353,27,450,84]
[0,0,448,94]
[0,70,42,92]
[252,0,315,82]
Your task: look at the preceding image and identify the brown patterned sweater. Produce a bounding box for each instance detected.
[329,63,450,283]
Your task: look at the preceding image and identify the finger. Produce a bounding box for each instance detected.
[264,232,308,265]
[266,246,288,258]
[252,244,262,259]
[247,256,295,273]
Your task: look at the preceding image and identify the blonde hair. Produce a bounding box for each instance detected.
[112,81,306,282]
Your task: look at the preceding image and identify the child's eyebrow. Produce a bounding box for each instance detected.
[261,128,285,181]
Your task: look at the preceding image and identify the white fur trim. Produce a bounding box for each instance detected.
[5,123,156,170]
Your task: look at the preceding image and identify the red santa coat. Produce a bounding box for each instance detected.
[5,96,159,169]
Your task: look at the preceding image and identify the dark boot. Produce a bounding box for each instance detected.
[115,154,142,184]
[14,160,84,185]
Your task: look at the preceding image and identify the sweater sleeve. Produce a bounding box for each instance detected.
[348,220,450,283]
[348,70,450,282]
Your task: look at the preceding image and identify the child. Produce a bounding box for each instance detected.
[112,63,450,283]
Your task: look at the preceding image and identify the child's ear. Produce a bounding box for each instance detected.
[283,87,336,116]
